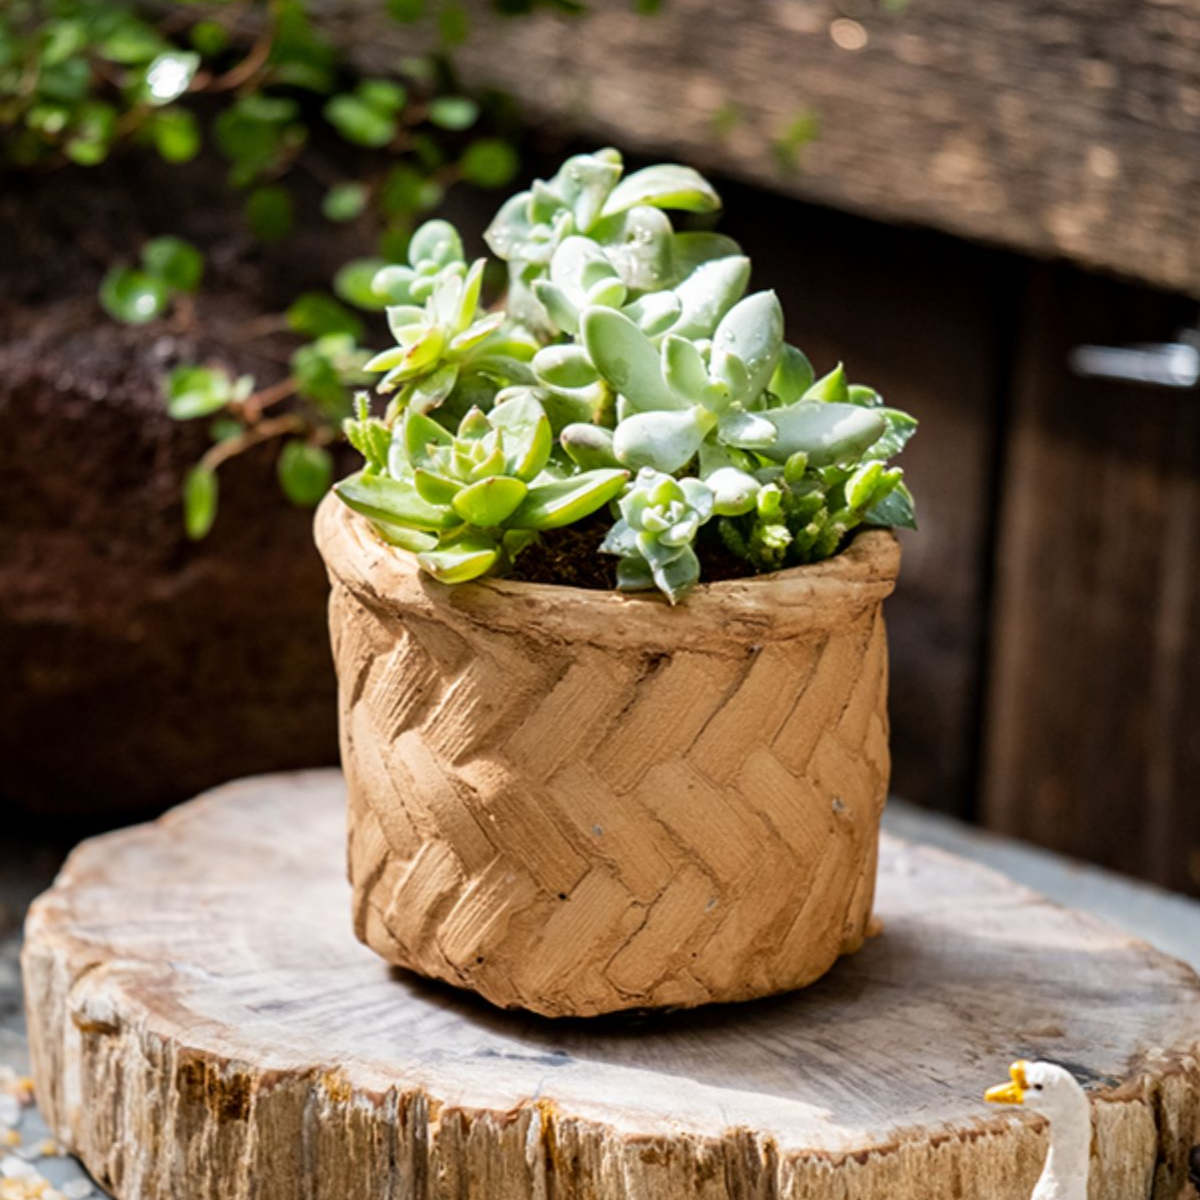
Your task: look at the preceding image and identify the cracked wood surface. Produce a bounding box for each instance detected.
[21,769,1200,1200]
[329,0,1200,297]
[317,499,899,1017]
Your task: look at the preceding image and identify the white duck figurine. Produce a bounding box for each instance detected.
[986,1060,1091,1200]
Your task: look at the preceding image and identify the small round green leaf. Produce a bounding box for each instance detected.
[183,465,218,540]
[286,292,365,341]
[148,108,201,163]
[322,182,368,223]
[277,440,334,507]
[142,236,204,293]
[428,96,479,131]
[459,139,519,189]
[99,266,170,325]
[324,94,396,148]
[245,186,294,243]
[164,365,234,419]
[333,258,390,311]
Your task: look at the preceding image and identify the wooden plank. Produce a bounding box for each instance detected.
[981,263,1200,895]
[338,0,1200,296]
[21,770,1200,1199]
[712,183,1014,817]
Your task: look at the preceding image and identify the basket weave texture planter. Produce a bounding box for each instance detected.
[316,495,900,1017]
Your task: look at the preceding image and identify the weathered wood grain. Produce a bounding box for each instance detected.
[981,263,1200,895]
[21,770,1200,1200]
[333,0,1200,297]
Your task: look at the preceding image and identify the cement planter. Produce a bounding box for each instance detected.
[316,494,900,1018]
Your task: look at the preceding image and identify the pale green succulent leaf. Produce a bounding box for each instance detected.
[845,461,885,511]
[615,554,656,592]
[554,150,624,232]
[490,390,553,481]
[672,232,743,281]
[534,344,600,390]
[373,265,419,305]
[561,423,620,470]
[865,479,917,530]
[613,406,715,473]
[848,384,882,407]
[711,290,783,402]
[449,312,505,354]
[409,219,463,269]
[757,401,886,466]
[622,290,681,338]
[531,280,580,334]
[418,536,502,584]
[483,191,534,261]
[770,344,815,403]
[335,471,459,531]
[718,408,777,449]
[581,306,682,411]
[372,521,438,552]
[385,305,427,341]
[401,409,453,471]
[453,258,486,335]
[803,363,850,404]
[662,334,711,401]
[867,408,919,459]
[671,255,751,340]
[451,475,529,526]
[413,467,461,505]
[508,468,629,530]
[406,363,459,414]
[589,206,675,292]
[704,466,760,516]
[601,164,721,218]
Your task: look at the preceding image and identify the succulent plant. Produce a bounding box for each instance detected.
[601,469,714,603]
[337,391,627,583]
[337,151,918,603]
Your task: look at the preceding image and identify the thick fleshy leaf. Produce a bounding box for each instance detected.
[718,408,777,449]
[845,461,884,511]
[452,259,486,335]
[671,256,751,340]
[508,468,629,530]
[662,334,710,401]
[615,554,655,592]
[622,290,681,338]
[705,466,760,516]
[413,468,461,505]
[865,479,917,530]
[418,537,501,584]
[183,465,218,540]
[489,390,552,481]
[561,423,620,470]
[376,328,448,390]
[756,401,886,467]
[372,522,438,552]
[590,206,675,293]
[671,232,743,281]
[483,191,534,261]
[550,236,625,309]
[613,406,715,473]
[451,475,528,526]
[711,291,784,402]
[581,307,681,411]
[335,470,459,530]
[554,150,623,232]
[408,218,463,268]
[867,408,919,459]
[534,344,600,390]
[449,312,505,354]
[770,344,815,403]
[400,409,452,471]
[406,363,460,414]
[531,281,579,334]
[373,265,418,305]
[804,363,850,404]
[601,164,721,218]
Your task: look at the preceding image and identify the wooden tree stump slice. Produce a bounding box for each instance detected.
[21,771,1200,1200]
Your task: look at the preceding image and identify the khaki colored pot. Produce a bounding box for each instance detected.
[315,495,900,1018]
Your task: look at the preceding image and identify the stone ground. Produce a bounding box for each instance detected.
[3,800,1199,1200]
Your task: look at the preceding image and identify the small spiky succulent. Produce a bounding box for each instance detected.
[336,150,917,602]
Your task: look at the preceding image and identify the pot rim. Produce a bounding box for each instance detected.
[315,493,900,648]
